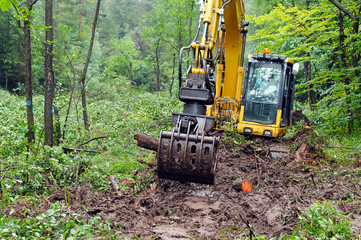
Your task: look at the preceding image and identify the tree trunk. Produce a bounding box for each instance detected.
[24,0,35,144]
[79,0,102,131]
[155,40,160,91]
[128,62,132,82]
[78,0,83,49]
[54,106,61,144]
[351,17,360,76]
[44,0,54,146]
[338,11,349,70]
[80,82,88,131]
[4,70,8,91]
[17,31,23,88]
[169,53,176,97]
[63,49,77,139]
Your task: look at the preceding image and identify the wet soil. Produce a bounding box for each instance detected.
[8,129,360,239]
[291,109,311,126]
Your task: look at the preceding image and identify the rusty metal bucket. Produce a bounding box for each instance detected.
[157,113,219,184]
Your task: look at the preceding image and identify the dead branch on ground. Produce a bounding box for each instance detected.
[62,135,107,154]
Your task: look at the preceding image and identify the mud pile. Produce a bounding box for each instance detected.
[43,130,361,239]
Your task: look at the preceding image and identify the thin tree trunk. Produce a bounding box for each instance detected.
[79,82,88,130]
[4,70,8,91]
[54,106,61,144]
[63,49,77,139]
[79,0,102,131]
[24,0,35,144]
[78,0,83,49]
[128,62,132,82]
[351,12,360,76]
[155,40,160,91]
[339,11,349,70]
[337,3,352,131]
[0,63,3,89]
[169,53,176,97]
[17,30,23,87]
[44,0,54,146]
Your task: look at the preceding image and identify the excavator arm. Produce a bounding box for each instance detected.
[157,0,248,184]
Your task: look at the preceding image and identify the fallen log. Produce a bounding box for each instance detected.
[134,133,159,151]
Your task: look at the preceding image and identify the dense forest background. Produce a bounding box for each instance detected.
[0,0,360,238]
[1,0,360,136]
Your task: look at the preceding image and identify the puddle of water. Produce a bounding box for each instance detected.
[185,185,214,197]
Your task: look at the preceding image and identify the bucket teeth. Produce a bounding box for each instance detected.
[157,130,218,185]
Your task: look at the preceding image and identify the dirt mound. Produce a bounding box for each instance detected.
[43,130,361,239]
[1,200,32,219]
[292,109,311,126]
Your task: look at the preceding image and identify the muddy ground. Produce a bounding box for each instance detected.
[43,128,361,239]
[6,128,361,239]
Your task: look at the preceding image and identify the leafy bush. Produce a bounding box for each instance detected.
[0,86,181,199]
[221,121,246,150]
[287,201,353,240]
[0,201,119,239]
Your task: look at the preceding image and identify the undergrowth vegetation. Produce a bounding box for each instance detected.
[0,83,181,206]
[1,85,361,239]
[236,201,357,240]
[290,201,354,240]
[0,202,118,239]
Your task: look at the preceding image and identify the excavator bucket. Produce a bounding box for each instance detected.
[157,113,219,184]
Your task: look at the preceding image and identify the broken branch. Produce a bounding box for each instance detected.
[77,135,107,148]
[62,147,102,154]
[330,146,361,151]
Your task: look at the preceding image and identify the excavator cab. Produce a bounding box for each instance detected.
[237,53,298,137]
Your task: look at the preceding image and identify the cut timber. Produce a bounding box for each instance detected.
[134,133,159,151]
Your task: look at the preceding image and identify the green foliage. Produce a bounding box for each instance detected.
[104,36,150,88]
[221,121,246,149]
[0,201,119,239]
[142,0,199,91]
[0,84,181,198]
[248,1,361,136]
[286,201,353,240]
[234,201,356,240]
[0,0,18,12]
[322,134,361,167]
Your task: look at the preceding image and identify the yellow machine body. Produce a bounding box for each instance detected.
[157,0,297,184]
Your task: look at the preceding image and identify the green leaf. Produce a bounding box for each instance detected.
[46,208,55,217]
[0,0,12,12]
[9,209,15,215]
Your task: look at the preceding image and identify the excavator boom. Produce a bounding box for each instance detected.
[157,0,246,184]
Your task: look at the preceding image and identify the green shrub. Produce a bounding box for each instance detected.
[287,201,353,240]
[0,201,119,239]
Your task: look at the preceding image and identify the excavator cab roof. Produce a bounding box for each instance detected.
[248,53,294,64]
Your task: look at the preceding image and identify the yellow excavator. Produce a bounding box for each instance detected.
[157,0,299,184]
